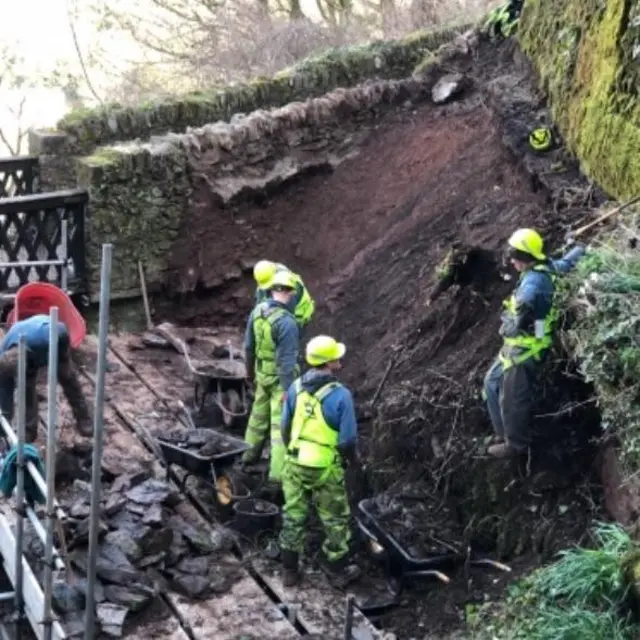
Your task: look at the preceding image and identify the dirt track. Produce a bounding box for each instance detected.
[32,329,386,639]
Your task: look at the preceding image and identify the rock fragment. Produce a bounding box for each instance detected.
[431,73,466,104]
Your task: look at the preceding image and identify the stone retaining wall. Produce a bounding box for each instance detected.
[54,25,471,155]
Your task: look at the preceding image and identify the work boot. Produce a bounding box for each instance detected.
[487,442,520,458]
[322,555,362,589]
[281,550,300,587]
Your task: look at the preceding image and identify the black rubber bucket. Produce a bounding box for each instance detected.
[232,498,279,536]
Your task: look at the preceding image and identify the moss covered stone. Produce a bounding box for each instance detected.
[518,0,640,199]
[57,24,472,154]
[77,143,190,300]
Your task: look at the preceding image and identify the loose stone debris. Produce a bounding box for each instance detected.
[20,469,243,637]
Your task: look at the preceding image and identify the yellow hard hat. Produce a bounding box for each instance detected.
[508,228,546,261]
[529,127,552,151]
[306,335,346,366]
[269,269,296,290]
[253,260,277,289]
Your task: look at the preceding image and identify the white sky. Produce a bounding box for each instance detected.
[0,0,325,151]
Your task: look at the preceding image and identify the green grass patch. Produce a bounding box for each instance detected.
[468,522,639,639]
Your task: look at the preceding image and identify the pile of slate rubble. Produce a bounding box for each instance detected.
[22,471,241,637]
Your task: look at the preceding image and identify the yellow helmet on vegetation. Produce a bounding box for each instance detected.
[306,335,346,367]
[508,228,546,261]
[269,269,296,290]
[253,260,277,289]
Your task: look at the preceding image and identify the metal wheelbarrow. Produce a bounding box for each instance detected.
[156,429,253,507]
[156,324,250,429]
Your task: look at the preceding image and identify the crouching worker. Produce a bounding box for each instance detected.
[253,260,315,328]
[483,228,585,458]
[242,271,300,487]
[0,315,93,442]
[279,335,361,588]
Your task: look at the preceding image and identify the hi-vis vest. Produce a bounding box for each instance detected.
[288,381,341,468]
[253,304,291,377]
[499,264,558,370]
[290,274,315,327]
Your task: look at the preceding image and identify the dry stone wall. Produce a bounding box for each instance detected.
[54,26,469,155]
[28,25,473,301]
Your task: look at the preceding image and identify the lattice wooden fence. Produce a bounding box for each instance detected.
[0,190,88,293]
[0,157,39,198]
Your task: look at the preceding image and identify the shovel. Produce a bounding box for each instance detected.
[567,194,640,241]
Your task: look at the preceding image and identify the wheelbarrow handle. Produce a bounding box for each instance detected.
[211,395,249,418]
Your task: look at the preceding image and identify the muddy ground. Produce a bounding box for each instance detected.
[16,35,612,639]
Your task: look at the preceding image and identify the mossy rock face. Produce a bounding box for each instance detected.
[518,0,640,199]
[56,24,472,154]
[76,144,190,300]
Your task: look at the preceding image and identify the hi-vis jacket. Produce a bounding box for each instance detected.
[244,300,299,390]
[498,245,585,370]
[281,370,357,468]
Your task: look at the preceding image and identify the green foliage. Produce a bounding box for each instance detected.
[469,523,638,639]
[558,229,640,470]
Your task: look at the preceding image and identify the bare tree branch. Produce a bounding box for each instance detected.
[67,0,104,104]
[0,127,18,156]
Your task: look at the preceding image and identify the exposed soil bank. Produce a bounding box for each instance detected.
[71,37,616,638]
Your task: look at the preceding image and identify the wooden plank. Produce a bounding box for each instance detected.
[252,558,384,640]
[0,515,67,640]
[123,611,192,640]
[163,576,298,640]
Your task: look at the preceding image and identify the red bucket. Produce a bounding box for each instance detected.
[6,283,87,348]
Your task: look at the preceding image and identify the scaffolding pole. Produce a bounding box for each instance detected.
[0,415,66,524]
[13,334,27,640]
[84,244,112,640]
[43,307,59,640]
[60,221,68,293]
[0,412,65,571]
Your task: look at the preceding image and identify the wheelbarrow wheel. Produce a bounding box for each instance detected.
[214,469,250,515]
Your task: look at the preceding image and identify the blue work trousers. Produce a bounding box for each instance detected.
[483,357,540,452]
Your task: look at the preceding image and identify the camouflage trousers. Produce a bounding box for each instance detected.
[0,347,93,442]
[242,374,286,482]
[279,460,351,562]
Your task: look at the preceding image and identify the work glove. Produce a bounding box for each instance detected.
[338,443,359,470]
[563,232,577,252]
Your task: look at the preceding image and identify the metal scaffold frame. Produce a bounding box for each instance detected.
[0,243,113,640]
